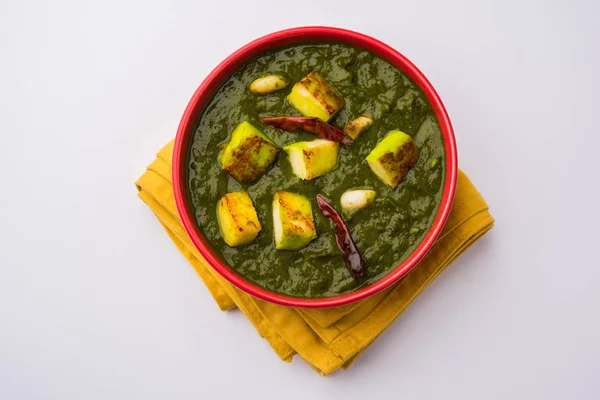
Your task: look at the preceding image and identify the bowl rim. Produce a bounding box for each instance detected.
[173,26,458,308]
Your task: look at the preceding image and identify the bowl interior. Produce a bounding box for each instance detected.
[173,27,457,308]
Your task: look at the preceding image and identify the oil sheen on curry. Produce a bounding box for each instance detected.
[187,43,445,298]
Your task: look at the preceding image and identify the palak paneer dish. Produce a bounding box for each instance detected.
[187,44,445,298]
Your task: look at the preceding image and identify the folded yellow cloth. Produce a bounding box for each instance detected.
[135,140,494,375]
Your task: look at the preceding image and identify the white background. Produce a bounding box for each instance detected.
[1,0,599,398]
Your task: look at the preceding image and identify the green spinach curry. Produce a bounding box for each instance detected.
[187,43,445,298]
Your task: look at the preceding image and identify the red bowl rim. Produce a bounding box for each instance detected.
[172,26,458,308]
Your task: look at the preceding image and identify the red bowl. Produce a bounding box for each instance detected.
[173,26,457,308]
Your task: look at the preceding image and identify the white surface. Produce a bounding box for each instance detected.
[1,0,599,398]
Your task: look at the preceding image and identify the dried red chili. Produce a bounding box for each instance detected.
[260,116,353,144]
[316,194,365,279]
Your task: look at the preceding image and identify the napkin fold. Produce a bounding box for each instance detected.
[135,140,494,375]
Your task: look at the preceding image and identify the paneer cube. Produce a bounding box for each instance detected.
[219,121,279,183]
[340,190,376,211]
[287,71,345,122]
[366,130,419,189]
[344,115,373,139]
[217,191,261,247]
[273,191,317,250]
[249,74,288,94]
[283,139,338,180]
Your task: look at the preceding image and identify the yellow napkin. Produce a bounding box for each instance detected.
[136,140,494,375]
